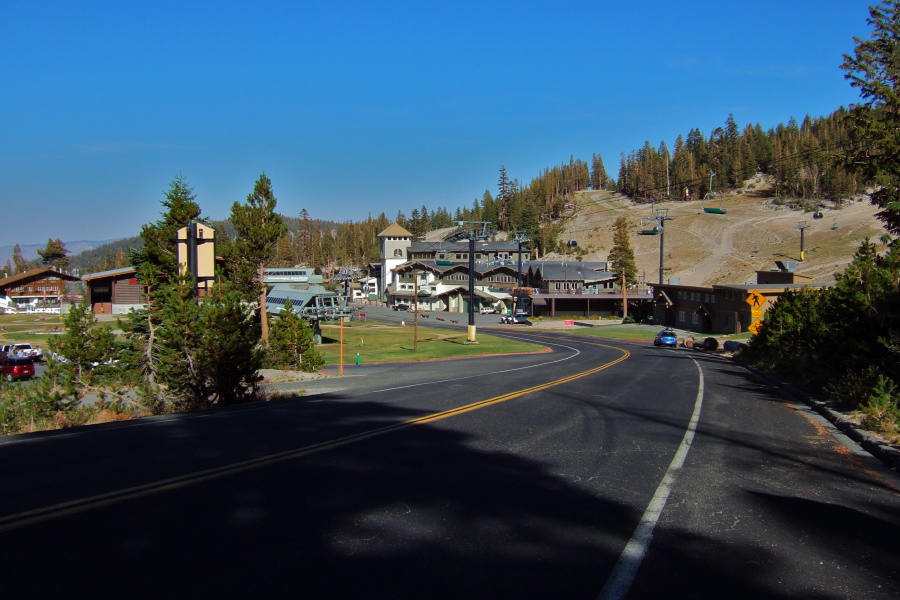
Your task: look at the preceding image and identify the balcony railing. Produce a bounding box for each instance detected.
[530,287,654,296]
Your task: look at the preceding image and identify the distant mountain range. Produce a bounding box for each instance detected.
[0,240,124,274]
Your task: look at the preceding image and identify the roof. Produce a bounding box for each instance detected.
[81,267,137,281]
[408,240,528,253]
[378,223,413,238]
[394,260,520,277]
[0,268,81,288]
[531,262,615,282]
[432,286,495,300]
[652,281,832,293]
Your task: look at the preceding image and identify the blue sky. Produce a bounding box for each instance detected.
[1,0,873,245]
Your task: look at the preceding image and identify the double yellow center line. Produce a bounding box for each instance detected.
[0,344,629,532]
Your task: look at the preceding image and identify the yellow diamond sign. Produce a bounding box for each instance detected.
[748,320,763,335]
[746,290,766,310]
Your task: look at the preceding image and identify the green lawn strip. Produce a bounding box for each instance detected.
[568,328,658,341]
[0,314,67,347]
[317,321,547,365]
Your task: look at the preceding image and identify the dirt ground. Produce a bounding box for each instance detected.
[545,177,884,286]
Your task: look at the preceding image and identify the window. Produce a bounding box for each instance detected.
[678,310,686,322]
[692,313,700,324]
[393,249,403,257]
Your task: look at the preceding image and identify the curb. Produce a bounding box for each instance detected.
[735,358,900,471]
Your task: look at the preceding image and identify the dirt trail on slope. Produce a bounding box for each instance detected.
[549,182,884,286]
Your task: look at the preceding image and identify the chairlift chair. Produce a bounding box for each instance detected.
[638,218,659,235]
[701,192,727,214]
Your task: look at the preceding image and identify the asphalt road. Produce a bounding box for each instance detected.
[1,329,897,599]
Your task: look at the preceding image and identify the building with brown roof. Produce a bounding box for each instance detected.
[81,267,145,315]
[650,262,826,334]
[0,268,81,312]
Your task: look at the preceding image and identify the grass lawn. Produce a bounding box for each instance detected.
[571,328,658,341]
[0,313,67,348]
[317,320,546,365]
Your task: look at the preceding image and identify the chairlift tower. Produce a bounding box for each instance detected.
[640,207,674,284]
[331,265,360,298]
[796,221,811,261]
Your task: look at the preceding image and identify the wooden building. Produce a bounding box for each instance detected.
[0,268,81,310]
[82,267,146,314]
[650,264,825,334]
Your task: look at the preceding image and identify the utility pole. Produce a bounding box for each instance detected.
[468,235,477,341]
[513,230,531,313]
[443,221,492,343]
[413,270,419,352]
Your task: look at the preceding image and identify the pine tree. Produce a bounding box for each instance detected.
[498,165,511,231]
[37,238,69,270]
[224,173,287,342]
[607,217,638,286]
[591,153,608,190]
[841,0,900,235]
[142,276,262,410]
[265,301,325,371]
[119,176,263,412]
[129,173,201,287]
[49,299,117,379]
[12,244,29,274]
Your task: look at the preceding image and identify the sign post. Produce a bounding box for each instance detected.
[746,290,766,335]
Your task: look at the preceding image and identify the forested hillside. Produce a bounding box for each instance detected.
[617,110,861,207]
[52,104,878,277]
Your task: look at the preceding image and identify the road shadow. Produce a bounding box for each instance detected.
[1,359,898,599]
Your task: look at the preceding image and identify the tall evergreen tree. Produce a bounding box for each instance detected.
[498,165,511,231]
[841,0,900,235]
[12,244,30,274]
[265,301,325,372]
[37,238,69,270]
[225,173,287,342]
[119,177,262,412]
[607,217,638,286]
[129,173,201,287]
[591,153,608,190]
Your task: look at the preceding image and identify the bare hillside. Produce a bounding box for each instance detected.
[545,179,885,286]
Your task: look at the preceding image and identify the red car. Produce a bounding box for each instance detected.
[2,356,35,382]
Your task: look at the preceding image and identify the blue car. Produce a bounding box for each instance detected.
[653,329,678,346]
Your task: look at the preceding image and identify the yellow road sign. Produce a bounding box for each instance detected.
[748,320,763,335]
[751,309,764,320]
[746,290,765,310]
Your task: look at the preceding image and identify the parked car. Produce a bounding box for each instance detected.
[653,329,678,347]
[479,306,497,314]
[0,344,43,362]
[502,312,531,324]
[2,356,35,382]
[391,303,410,311]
